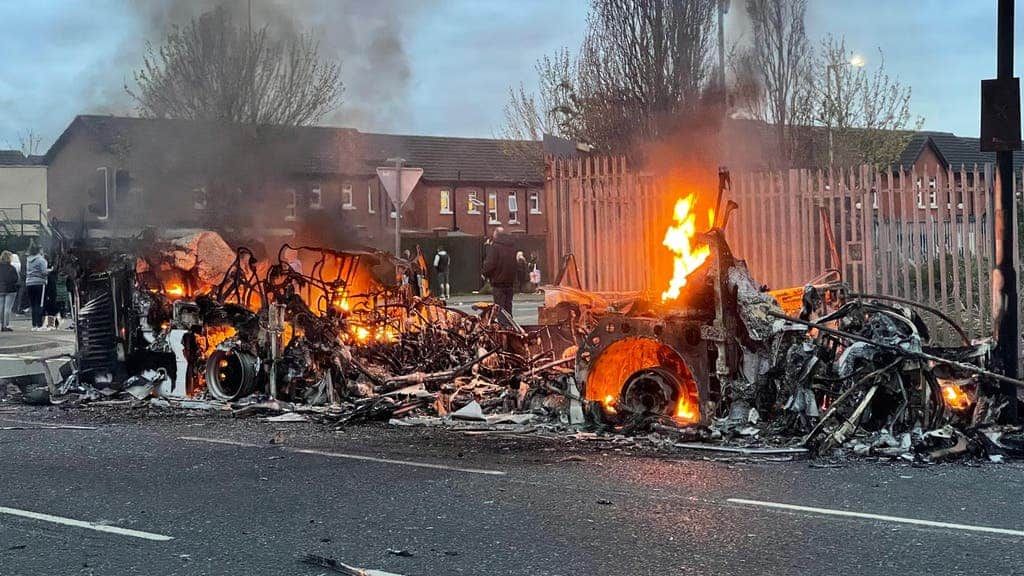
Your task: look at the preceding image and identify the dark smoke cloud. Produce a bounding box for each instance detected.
[129,0,433,131]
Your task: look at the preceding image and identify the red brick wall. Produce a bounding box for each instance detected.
[878,144,949,219]
[410,184,546,237]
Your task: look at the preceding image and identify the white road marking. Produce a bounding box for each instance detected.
[177,436,254,448]
[0,506,173,541]
[727,498,1024,537]
[290,448,506,476]
[0,417,97,430]
[179,436,507,476]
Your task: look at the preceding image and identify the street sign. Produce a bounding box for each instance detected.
[376,167,423,207]
[981,77,1022,152]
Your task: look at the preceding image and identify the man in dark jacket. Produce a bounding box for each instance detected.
[481,227,516,315]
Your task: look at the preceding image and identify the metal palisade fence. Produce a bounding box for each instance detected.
[545,155,1016,342]
[725,164,1015,341]
[545,155,663,293]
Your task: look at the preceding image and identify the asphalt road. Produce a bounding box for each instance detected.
[0,407,1022,575]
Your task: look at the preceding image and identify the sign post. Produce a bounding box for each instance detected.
[981,0,1021,422]
[376,161,423,257]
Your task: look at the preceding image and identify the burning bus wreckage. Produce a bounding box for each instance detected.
[29,184,1024,464]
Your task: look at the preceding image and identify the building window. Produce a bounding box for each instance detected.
[286,188,297,221]
[192,187,208,211]
[529,191,541,214]
[367,183,376,214]
[467,190,481,214]
[915,177,937,208]
[487,191,500,224]
[309,185,323,210]
[341,183,354,210]
[507,192,519,224]
[440,189,452,214]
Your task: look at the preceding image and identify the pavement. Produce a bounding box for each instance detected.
[0,405,1022,575]
[0,316,75,354]
[0,317,75,382]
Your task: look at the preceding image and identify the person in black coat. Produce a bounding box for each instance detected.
[481,227,517,315]
[0,251,19,331]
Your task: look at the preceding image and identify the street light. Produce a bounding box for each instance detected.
[826,52,864,165]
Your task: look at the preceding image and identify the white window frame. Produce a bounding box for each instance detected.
[467,190,481,214]
[310,185,323,210]
[440,189,453,214]
[507,192,519,224]
[285,188,297,221]
[915,177,937,209]
[529,191,541,214]
[367,183,376,214]
[487,191,500,224]
[341,183,354,210]
[193,187,208,211]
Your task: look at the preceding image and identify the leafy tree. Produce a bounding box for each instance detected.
[815,35,920,167]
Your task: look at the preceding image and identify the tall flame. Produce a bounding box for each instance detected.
[661,194,713,301]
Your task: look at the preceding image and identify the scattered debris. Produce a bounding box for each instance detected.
[301,554,405,576]
[25,224,1020,465]
[385,549,414,558]
[266,413,310,423]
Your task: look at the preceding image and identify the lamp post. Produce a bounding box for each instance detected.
[991,0,1019,421]
[825,53,865,165]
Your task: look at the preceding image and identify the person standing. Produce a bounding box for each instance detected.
[527,252,541,293]
[481,227,516,315]
[24,245,48,330]
[0,251,19,332]
[515,251,529,293]
[433,246,451,299]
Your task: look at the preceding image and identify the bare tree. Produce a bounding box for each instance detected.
[742,0,815,167]
[128,7,343,126]
[816,35,920,167]
[504,0,717,154]
[9,130,43,156]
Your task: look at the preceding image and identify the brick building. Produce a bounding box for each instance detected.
[44,115,546,291]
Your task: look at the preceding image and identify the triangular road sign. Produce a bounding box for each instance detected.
[376,167,424,208]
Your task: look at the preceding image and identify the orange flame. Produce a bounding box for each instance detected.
[674,395,698,423]
[941,383,972,411]
[602,394,617,414]
[199,325,236,353]
[661,194,713,301]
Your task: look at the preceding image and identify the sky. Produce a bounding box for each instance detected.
[0,1,1017,153]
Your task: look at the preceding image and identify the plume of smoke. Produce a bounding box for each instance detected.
[128,0,432,130]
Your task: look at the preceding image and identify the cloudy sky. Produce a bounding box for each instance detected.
[0,1,1016,152]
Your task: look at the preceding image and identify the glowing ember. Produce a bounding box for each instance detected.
[661,194,713,301]
[602,394,617,414]
[165,283,186,297]
[941,383,972,411]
